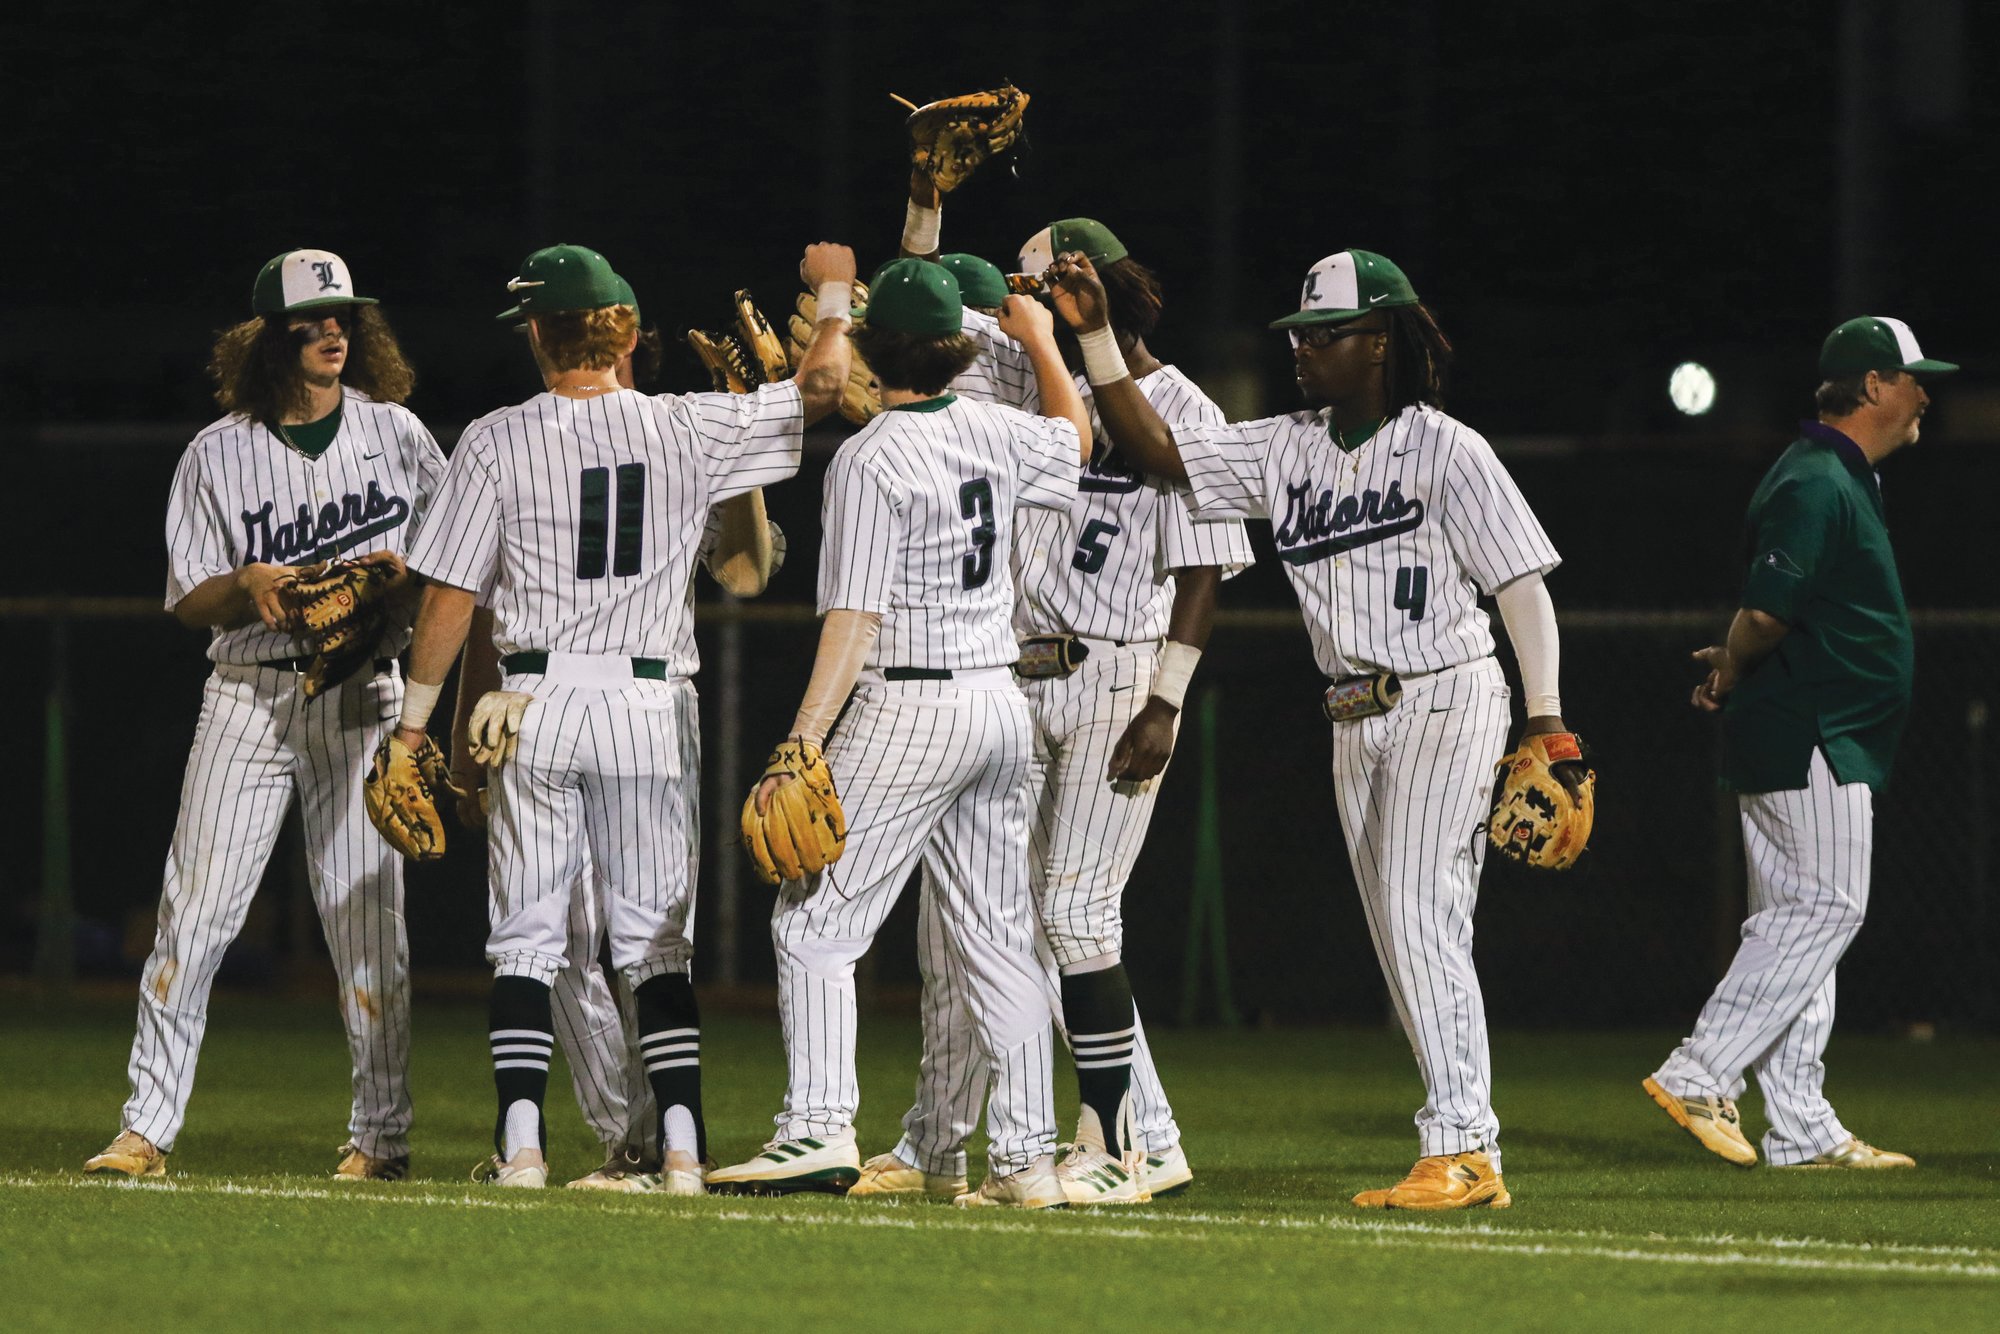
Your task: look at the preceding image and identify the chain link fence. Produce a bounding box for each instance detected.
[6,601,1995,1034]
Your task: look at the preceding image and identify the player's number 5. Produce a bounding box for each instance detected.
[1072,519,1121,574]
[959,478,996,589]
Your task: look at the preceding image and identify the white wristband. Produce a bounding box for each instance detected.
[815,281,853,327]
[398,679,442,733]
[1149,641,1202,711]
[1077,324,1129,386]
[1527,692,1563,718]
[901,198,941,254]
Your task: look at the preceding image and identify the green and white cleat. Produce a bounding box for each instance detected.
[1143,1143,1194,1196]
[1056,1145,1150,1205]
[566,1144,661,1193]
[707,1136,861,1196]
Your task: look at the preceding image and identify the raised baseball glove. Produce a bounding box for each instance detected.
[740,738,847,884]
[787,282,880,425]
[288,559,397,699]
[1488,732,1596,870]
[687,291,789,395]
[891,84,1030,194]
[364,732,466,862]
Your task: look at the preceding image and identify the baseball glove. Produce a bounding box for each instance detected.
[891,84,1030,194]
[787,283,880,425]
[687,291,789,395]
[740,738,847,884]
[1487,732,1596,871]
[288,559,397,699]
[364,732,466,862]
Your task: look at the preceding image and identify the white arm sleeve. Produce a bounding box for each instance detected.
[1494,572,1561,718]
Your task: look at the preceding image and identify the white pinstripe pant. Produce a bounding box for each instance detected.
[1654,747,1873,1164]
[121,664,410,1157]
[1331,658,1511,1164]
[551,872,656,1154]
[486,677,701,988]
[894,644,1183,1174]
[772,672,1058,1174]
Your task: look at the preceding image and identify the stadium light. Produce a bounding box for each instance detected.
[1669,361,1717,416]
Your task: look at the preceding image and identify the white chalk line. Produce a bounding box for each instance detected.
[3,1173,1994,1279]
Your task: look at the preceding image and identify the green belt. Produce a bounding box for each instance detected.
[501,650,668,680]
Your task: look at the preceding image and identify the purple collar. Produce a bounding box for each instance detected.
[1800,420,1872,475]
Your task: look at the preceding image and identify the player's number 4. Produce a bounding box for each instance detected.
[578,464,645,579]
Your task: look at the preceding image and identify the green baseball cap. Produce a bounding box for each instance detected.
[251,249,379,316]
[611,274,640,325]
[495,244,625,322]
[1017,218,1129,276]
[862,258,963,336]
[1269,249,1418,329]
[1819,316,1958,378]
[940,253,1008,308]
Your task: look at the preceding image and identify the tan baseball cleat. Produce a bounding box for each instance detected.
[84,1130,167,1178]
[952,1156,1067,1210]
[1789,1138,1916,1169]
[1351,1151,1511,1210]
[333,1142,410,1182]
[847,1152,967,1200]
[1643,1076,1758,1167]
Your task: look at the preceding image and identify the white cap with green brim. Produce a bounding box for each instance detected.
[251,249,379,316]
[1269,249,1417,329]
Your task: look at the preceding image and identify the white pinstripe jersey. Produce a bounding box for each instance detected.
[817,395,1079,670]
[1177,405,1558,678]
[953,312,1256,640]
[408,381,802,672]
[164,388,446,665]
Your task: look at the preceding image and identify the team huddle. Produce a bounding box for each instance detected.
[85,90,1944,1208]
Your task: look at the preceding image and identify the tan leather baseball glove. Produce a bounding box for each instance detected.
[891,84,1030,193]
[1488,732,1596,870]
[740,738,848,884]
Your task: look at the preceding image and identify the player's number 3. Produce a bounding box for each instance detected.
[959,478,996,589]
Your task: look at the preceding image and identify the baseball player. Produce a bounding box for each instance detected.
[449,275,790,1192]
[85,250,444,1182]
[1643,317,1953,1171]
[1054,247,1576,1211]
[396,241,854,1192]
[852,204,1254,1205]
[708,259,1092,1207]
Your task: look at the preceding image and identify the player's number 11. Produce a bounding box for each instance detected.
[578,464,645,579]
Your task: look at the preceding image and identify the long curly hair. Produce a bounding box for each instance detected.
[208,305,415,423]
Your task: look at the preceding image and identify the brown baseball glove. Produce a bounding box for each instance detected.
[687,290,789,395]
[740,738,847,884]
[288,559,397,699]
[364,732,466,862]
[891,84,1030,194]
[786,282,880,426]
[1488,732,1596,870]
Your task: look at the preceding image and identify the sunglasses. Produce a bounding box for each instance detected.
[1288,324,1385,350]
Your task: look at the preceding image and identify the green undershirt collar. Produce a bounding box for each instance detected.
[272,397,343,458]
[1328,414,1386,453]
[888,393,958,413]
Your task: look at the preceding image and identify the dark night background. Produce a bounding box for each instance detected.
[6,1,1997,1029]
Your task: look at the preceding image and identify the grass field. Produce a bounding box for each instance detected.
[2,995,1995,1332]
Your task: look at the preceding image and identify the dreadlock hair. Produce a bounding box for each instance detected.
[1097,256,1165,342]
[850,324,980,394]
[208,304,414,424]
[1382,301,1453,413]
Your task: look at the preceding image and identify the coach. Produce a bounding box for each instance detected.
[1643,317,1957,1170]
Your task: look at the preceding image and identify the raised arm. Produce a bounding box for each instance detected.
[898,169,942,261]
[1048,253,1187,484]
[707,491,780,598]
[995,294,1091,465]
[795,243,859,427]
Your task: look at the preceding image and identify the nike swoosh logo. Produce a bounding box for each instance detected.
[1108,684,1134,693]
[362,450,384,460]
[1369,294,1389,303]
[1391,447,1414,456]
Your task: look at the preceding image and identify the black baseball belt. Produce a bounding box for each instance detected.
[501,650,669,680]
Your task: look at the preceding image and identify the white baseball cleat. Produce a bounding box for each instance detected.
[953,1155,1066,1210]
[707,1134,861,1196]
[1143,1143,1194,1196]
[472,1148,548,1188]
[1788,1138,1916,1169]
[1056,1145,1150,1205]
[566,1145,661,1193]
[847,1152,967,1200]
